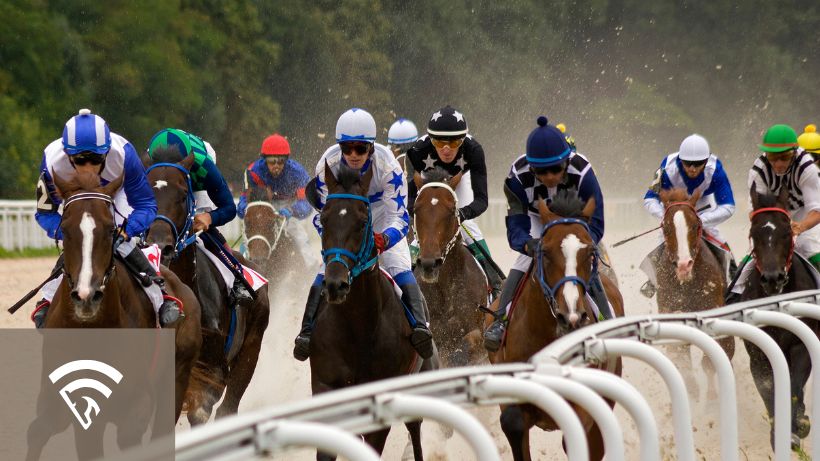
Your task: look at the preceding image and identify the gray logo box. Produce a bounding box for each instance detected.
[0,329,175,460]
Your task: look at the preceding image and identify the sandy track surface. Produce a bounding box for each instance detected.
[1,228,812,460]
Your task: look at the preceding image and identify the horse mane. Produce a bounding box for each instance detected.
[421,166,451,184]
[549,188,588,218]
[335,163,362,193]
[754,191,780,209]
[58,171,104,196]
[664,188,689,203]
[148,146,186,164]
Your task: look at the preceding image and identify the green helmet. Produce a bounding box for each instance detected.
[759,124,798,153]
[147,128,192,159]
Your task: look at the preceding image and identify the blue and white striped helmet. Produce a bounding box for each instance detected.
[62,108,111,155]
[388,118,419,145]
[335,108,377,143]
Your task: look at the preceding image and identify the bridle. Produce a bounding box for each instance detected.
[142,163,196,259]
[321,193,377,285]
[749,206,794,276]
[414,181,461,262]
[60,192,120,292]
[244,201,287,259]
[533,217,599,320]
[663,201,703,262]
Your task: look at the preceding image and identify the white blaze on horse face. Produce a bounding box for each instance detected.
[673,210,693,263]
[764,221,776,246]
[77,212,97,300]
[153,180,168,190]
[561,233,587,322]
[339,208,347,217]
[430,198,439,206]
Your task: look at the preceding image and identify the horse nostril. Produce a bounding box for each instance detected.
[92,290,104,304]
[434,258,444,268]
[339,281,350,292]
[70,290,82,303]
[777,272,786,282]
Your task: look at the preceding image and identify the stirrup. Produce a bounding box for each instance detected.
[410,327,433,359]
[158,296,184,327]
[483,320,506,352]
[639,280,656,298]
[31,299,50,329]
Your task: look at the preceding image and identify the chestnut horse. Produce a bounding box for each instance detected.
[310,163,438,460]
[242,194,292,278]
[26,172,202,460]
[655,188,734,399]
[744,185,819,448]
[485,192,624,461]
[412,167,487,366]
[142,149,270,425]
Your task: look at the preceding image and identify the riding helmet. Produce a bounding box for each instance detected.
[147,128,192,159]
[387,118,419,145]
[261,134,291,156]
[427,106,468,138]
[798,124,820,154]
[525,116,571,167]
[336,108,377,143]
[62,108,111,155]
[678,134,710,161]
[759,124,799,153]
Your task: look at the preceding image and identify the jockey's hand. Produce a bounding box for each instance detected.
[791,220,806,235]
[374,232,390,254]
[279,208,293,219]
[193,212,213,233]
[525,238,541,257]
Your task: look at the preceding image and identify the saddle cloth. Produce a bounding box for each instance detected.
[196,238,268,293]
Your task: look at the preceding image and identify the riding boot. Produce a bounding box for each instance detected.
[589,272,614,320]
[484,269,525,352]
[468,240,503,301]
[293,283,322,361]
[120,245,184,326]
[31,299,49,329]
[399,283,434,359]
[230,278,254,305]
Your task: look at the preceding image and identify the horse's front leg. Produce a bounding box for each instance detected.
[500,404,535,461]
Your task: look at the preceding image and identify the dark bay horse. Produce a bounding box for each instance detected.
[655,188,734,399]
[485,193,624,461]
[143,150,270,425]
[743,185,819,447]
[310,163,438,460]
[26,172,202,460]
[242,191,294,278]
[412,168,487,366]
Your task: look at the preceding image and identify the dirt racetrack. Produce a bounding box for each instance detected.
[0,225,812,460]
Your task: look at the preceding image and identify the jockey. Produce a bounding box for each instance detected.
[387,118,419,168]
[728,124,820,301]
[483,116,612,352]
[639,134,737,298]
[405,105,504,301]
[798,124,820,166]
[292,108,434,361]
[32,109,181,328]
[146,128,253,304]
[237,133,315,265]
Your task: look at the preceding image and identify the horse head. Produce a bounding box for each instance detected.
[750,184,793,295]
[534,190,597,332]
[660,188,703,282]
[143,148,197,266]
[412,167,463,282]
[320,161,375,304]
[52,171,123,321]
[243,196,283,266]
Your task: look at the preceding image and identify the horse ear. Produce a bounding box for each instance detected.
[750,183,760,210]
[101,174,124,198]
[140,151,152,169]
[413,172,423,190]
[179,153,196,170]
[323,161,338,192]
[538,199,557,224]
[448,171,463,189]
[658,189,670,206]
[51,172,73,200]
[777,184,789,207]
[582,196,596,220]
[689,189,702,207]
[360,164,374,193]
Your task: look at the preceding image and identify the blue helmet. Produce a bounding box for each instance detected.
[62,108,111,155]
[525,116,570,167]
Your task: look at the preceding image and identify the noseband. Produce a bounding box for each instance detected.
[143,163,196,258]
[321,193,377,285]
[533,217,599,320]
[663,201,703,261]
[61,192,120,291]
[414,182,461,262]
[750,206,794,275]
[244,201,287,259]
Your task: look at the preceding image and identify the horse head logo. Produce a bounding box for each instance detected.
[48,360,123,430]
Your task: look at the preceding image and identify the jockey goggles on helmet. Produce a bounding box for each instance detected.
[340,142,371,156]
[430,136,464,149]
[72,151,106,166]
[531,161,566,175]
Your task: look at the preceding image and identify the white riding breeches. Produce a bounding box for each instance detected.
[454,171,484,243]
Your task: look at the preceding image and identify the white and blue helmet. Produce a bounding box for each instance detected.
[387,118,419,145]
[335,108,377,143]
[62,108,111,155]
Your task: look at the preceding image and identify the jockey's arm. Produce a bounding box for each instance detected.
[578,168,605,244]
[405,149,419,216]
[459,143,489,220]
[700,163,736,227]
[286,162,313,220]
[198,157,237,227]
[503,175,532,255]
[121,144,158,237]
[642,166,666,220]
[379,165,409,250]
[793,165,820,235]
[34,163,63,240]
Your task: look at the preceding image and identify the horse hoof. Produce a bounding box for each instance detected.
[791,433,801,451]
[293,336,310,361]
[794,414,810,439]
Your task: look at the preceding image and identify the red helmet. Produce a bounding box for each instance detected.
[261,134,290,156]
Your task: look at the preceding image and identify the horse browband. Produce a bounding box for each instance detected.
[63,192,114,209]
[144,162,197,257]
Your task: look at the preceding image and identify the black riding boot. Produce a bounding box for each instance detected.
[484,269,525,352]
[120,246,183,327]
[32,298,49,329]
[293,284,322,362]
[589,272,614,320]
[399,283,434,359]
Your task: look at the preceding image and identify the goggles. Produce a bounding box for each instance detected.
[340,142,371,156]
[431,137,464,149]
[265,156,288,165]
[72,152,106,166]
[531,162,566,175]
[681,159,707,169]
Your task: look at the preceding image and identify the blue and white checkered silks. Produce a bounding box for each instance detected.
[62,108,111,155]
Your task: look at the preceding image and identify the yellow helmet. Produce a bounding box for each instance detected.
[798,124,820,153]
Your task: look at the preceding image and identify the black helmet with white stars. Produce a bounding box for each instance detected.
[427,105,468,138]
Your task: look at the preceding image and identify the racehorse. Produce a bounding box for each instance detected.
[310,162,438,460]
[412,167,487,366]
[26,171,202,460]
[485,191,624,461]
[656,188,734,400]
[142,149,270,425]
[744,185,819,448]
[242,187,296,278]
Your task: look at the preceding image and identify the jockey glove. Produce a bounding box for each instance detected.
[279,208,292,219]
[374,232,390,253]
[525,238,541,258]
[457,208,468,222]
[237,199,247,219]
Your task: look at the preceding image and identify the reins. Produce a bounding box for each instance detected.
[321,193,378,285]
[749,206,794,274]
[142,163,197,258]
[244,201,287,259]
[414,182,461,262]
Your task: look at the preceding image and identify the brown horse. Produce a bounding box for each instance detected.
[310,163,437,460]
[142,149,270,425]
[655,188,734,399]
[412,167,486,366]
[26,171,202,460]
[242,195,292,278]
[485,192,624,461]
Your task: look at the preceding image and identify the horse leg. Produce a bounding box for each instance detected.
[787,335,812,440]
[743,337,776,446]
[405,421,424,461]
[500,405,534,461]
[117,391,153,449]
[586,422,606,461]
[667,344,699,400]
[25,412,70,461]
[186,363,227,426]
[73,421,105,460]
[704,337,735,401]
[363,428,392,455]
